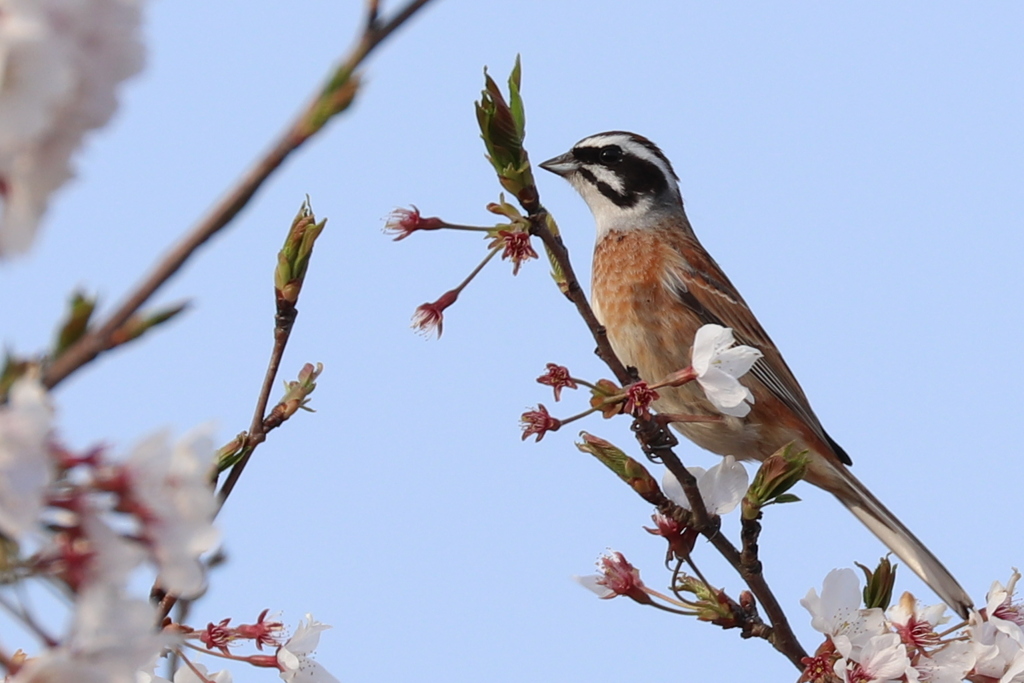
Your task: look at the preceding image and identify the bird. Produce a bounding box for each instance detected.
[539,131,972,619]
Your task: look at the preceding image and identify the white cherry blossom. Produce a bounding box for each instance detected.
[802,568,887,661]
[833,633,912,683]
[914,640,975,683]
[662,455,748,515]
[277,615,339,683]
[969,610,1024,681]
[690,324,762,417]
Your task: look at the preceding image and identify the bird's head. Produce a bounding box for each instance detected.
[540,131,683,236]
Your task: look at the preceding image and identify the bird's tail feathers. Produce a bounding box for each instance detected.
[827,466,972,619]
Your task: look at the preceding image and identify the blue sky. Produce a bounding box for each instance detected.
[1,1,1022,681]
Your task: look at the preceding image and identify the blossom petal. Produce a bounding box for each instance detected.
[699,456,748,515]
[859,633,912,681]
[690,324,733,376]
[572,574,615,598]
[284,615,330,657]
[661,467,706,510]
[711,344,762,378]
[697,368,755,417]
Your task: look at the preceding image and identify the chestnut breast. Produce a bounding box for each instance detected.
[590,228,765,460]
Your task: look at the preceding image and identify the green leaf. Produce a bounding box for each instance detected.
[771,493,801,504]
[509,55,525,138]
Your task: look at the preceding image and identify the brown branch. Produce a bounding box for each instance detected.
[42,0,436,390]
[741,516,763,571]
[527,207,808,670]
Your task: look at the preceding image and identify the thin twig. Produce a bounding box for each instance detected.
[215,304,296,507]
[527,208,808,670]
[145,0,433,622]
[42,0,436,390]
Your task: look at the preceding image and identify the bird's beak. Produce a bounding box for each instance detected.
[538,152,577,177]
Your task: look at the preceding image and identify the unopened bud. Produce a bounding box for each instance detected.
[739,590,756,614]
[275,199,326,306]
[675,574,735,627]
[577,433,662,504]
[856,556,897,611]
[742,443,809,520]
[589,379,625,418]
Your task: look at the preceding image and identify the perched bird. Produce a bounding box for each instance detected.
[539,131,972,618]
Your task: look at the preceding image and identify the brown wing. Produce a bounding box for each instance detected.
[666,232,852,465]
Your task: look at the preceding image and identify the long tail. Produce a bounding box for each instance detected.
[825,465,972,619]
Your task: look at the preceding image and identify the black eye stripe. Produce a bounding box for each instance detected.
[573,147,669,202]
[572,146,606,165]
[578,168,639,208]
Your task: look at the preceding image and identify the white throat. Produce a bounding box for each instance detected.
[569,174,681,240]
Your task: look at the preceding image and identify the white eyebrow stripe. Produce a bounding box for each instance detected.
[574,132,677,184]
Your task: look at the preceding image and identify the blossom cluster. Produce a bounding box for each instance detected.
[0,376,338,683]
[571,444,1024,683]
[521,324,763,442]
[0,375,217,681]
[801,567,1024,683]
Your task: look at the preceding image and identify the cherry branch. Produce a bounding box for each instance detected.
[41,0,435,390]
[153,202,326,622]
[526,208,807,669]
[469,59,808,669]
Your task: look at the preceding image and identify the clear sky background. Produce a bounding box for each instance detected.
[1,1,1022,681]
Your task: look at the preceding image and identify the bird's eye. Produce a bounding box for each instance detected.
[599,146,623,164]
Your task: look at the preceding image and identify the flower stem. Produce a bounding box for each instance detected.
[453,246,501,293]
[438,223,493,232]
[557,405,602,425]
[644,587,699,613]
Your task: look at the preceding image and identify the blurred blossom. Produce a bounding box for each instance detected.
[662,455,748,516]
[75,510,145,589]
[690,324,762,417]
[277,615,339,683]
[122,427,219,598]
[12,583,175,683]
[173,663,232,683]
[0,0,145,255]
[0,375,53,539]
